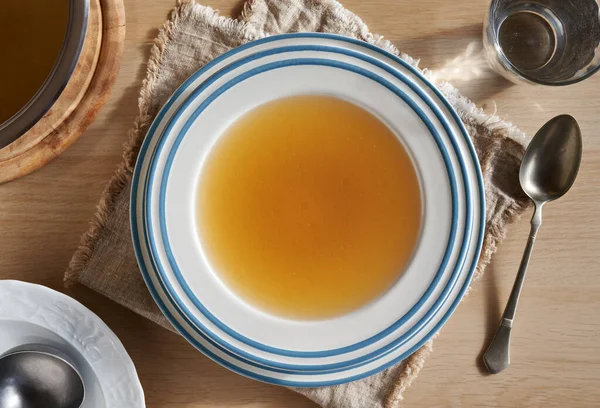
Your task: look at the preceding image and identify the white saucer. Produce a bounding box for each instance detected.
[0,280,145,408]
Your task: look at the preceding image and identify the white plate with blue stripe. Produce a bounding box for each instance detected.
[131,33,484,386]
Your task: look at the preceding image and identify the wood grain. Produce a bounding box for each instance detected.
[0,1,598,407]
[0,0,125,183]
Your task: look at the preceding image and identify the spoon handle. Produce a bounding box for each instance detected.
[483,204,543,374]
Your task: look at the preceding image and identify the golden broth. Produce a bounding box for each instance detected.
[197,95,421,319]
[0,1,69,123]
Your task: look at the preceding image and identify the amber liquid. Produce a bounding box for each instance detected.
[197,95,421,319]
[0,1,69,123]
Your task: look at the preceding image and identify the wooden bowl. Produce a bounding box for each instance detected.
[0,0,125,184]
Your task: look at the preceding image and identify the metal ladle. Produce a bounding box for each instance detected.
[483,114,582,374]
[0,344,85,408]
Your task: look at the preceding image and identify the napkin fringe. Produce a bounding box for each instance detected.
[385,334,436,407]
[181,0,262,38]
[431,78,528,144]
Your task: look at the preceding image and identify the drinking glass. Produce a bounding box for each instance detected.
[484,0,600,85]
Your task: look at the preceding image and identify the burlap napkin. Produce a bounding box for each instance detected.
[65,0,531,406]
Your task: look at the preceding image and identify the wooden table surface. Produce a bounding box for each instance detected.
[1,0,599,407]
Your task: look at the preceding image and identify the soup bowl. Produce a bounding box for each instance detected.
[0,0,89,148]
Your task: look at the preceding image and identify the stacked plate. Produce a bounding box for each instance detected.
[131,33,485,387]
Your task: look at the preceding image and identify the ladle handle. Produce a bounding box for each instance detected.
[483,204,543,374]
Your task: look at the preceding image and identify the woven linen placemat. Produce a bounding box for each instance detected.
[65,1,531,406]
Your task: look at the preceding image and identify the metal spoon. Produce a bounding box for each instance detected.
[482,114,582,374]
[0,344,85,408]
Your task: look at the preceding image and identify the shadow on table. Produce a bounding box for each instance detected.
[389,23,515,106]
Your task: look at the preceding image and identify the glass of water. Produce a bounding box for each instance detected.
[484,0,600,85]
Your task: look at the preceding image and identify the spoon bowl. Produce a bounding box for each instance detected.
[520,114,583,203]
[0,344,85,408]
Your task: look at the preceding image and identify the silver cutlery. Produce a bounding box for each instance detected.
[483,114,582,374]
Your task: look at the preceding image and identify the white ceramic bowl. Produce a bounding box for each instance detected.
[131,33,484,386]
